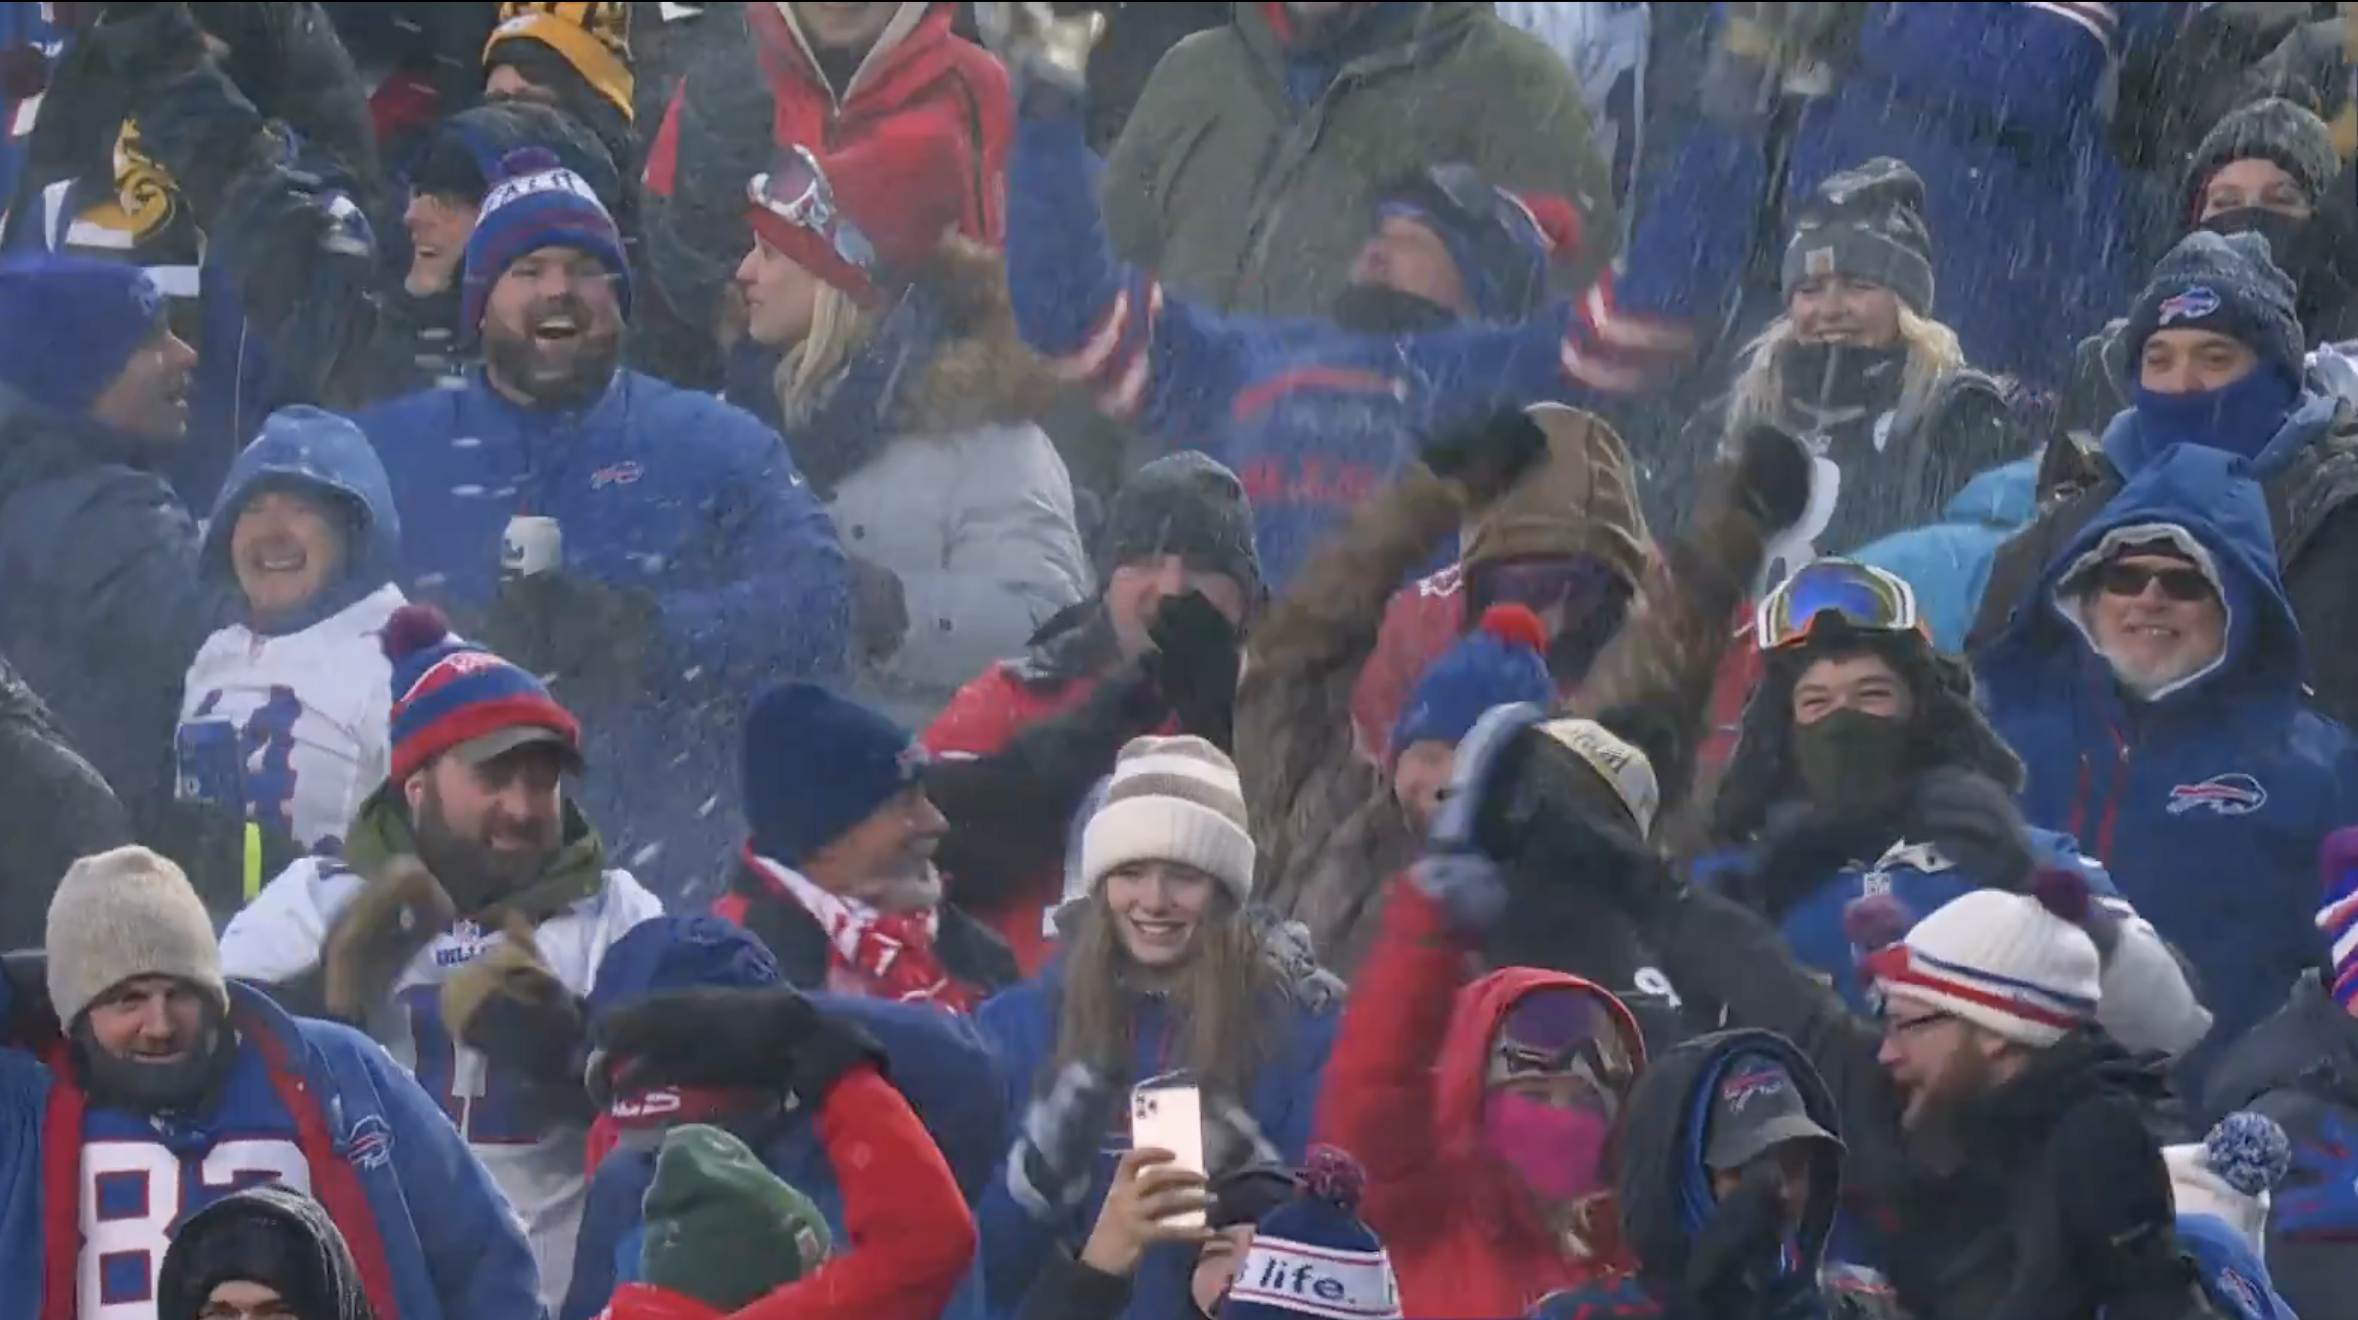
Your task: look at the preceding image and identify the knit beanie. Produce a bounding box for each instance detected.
[2312,826,2358,1006]
[1376,164,1584,322]
[2123,230,2305,388]
[1079,735,1255,907]
[1098,452,1264,601]
[484,2,633,121]
[1389,604,1553,763]
[746,124,967,306]
[741,682,925,866]
[2168,1113,2298,1320]
[382,604,583,784]
[0,254,166,416]
[639,1123,832,1312]
[2184,97,2339,224]
[1523,716,1663,839]
[1223,1148,1402,1320]
[1865,872,2102,1048]
[1782,157,1937,315]
[46,846,227,1026]
[460,146,632,333]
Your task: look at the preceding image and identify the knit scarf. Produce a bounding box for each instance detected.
[742,847,978,1013]
[342,782,608,922]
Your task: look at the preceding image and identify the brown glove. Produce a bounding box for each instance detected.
[440,914,586,1095]
[322,856,456,1023]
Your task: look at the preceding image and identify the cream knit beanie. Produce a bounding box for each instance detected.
[1079,735,1255,906]
[46,846,228,1025]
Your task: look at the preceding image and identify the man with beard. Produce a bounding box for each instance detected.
[0,845,537,1320]
[351,148,850,902]
[988,1,1691,589]
[220,604,664,1311]
[720,680,1017,1008]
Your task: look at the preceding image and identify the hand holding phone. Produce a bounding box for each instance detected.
[1130,1082,1208,1230]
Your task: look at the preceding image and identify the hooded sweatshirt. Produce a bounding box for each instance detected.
[1317,883,1647,1317]
[1979,444,2358,1066]
[179,406,408,854]
[159,1182,375,1320]
[1852,457,2038,653]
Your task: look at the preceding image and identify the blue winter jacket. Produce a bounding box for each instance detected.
[349,370,852,899]
[562,914,1003,1320]
[200,405,401,636]
[972,957,1339,1320]
[1625,2,2183,388]
[0,980,541,1319]
[1006,109,1678,590]
[1853,458,2039,652]
[1978,443,2358,1060]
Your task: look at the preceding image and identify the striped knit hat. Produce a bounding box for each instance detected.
[1865,878,2101,1048]
[383,604,581,783]
[2314,827,2358,1007]
[1079,736,1255,907]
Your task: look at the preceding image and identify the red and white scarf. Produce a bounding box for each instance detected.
[744,847,979,1013]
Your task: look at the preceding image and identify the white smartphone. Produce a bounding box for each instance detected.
[1130,1081,1208,1230]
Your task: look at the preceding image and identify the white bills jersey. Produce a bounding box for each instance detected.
[177,585,409,853]
[219,854,664,1309]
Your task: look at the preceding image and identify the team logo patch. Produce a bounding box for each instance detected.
[2212,1265,2263,1316]
[1719,1063,1790,1112]
[346,1114,395,1171]
[2157,286,2221,325]
[1805,246,1837,279]
[590,460,643,489]
[2167,773,2268,817]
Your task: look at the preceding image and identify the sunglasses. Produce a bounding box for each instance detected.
[2096,561,2212,602]
[1755,559,1926,651]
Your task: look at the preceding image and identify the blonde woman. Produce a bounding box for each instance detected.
[736,130,1090,727]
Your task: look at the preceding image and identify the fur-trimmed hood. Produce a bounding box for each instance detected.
[893,238,1061,437]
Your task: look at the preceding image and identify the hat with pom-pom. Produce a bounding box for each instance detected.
[2167,1111,2291,1254]
[1388,603,1554,766]
[1223,1147,1402,1320]
[383,604,581,783]
[1863,874,2102,1048]
[461,145,630,333]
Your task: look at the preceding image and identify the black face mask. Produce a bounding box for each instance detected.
[1790,706,1917,820]
[2204,205,2358,334]
[1332,283,1458,336]
[1782,340,1908,414]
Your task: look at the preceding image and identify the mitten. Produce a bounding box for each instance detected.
[1410,853,1511,937]
[1420,408,1550,506]
[322,857,456,1023]
[1203,1091,1283,1177]
[1730,423,1815,537]
[1905,768,2034,891]
[847,556,910,663]
[0,950,54,1044]
[2050,1096,2188,1305]
[441,914,582,1088]
[1731,804,1883,924]
[780,1010,890,1107]
[1008,1060,1124,1222]
[594,985,824,1095]
[975,2,1106,107]
[1677,1160,1791,1319]
[1145,591,1240,753]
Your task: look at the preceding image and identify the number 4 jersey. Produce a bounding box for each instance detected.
[219,855,663,1310]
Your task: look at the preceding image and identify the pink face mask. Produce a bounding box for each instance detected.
[1482,1091,1611,1203]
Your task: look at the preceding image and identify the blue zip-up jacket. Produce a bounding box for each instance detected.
[562,916,1005,1320]
[972,957,1339,1320]
[1853,457,2039,652]
[1006,107,1688,589]
[1624,2,2184,389]
[1978,443,2358,1061]
[200,405,400,635]
[349,370,852,899]
[0,980,540,1319]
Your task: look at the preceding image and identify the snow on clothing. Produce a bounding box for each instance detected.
[1101,1,1619,320]
[972,946,1340,1320]
[349,369,851,899]
[218,821,664,1311]
[1978,442,2358,1066]
[0,383,234,843]
[1009,106,1679,590]
[564,919,1005,1320]
[0,978,540,1320]
[1622,2,2178,390]
[714,852,1019,1008]
[1494,2,1651,219]
[2203,970,2358,1320]
[180,407,409,854]
[0,652,129,951]
[1852,458,2040,653]
[1317,883,1646,1318]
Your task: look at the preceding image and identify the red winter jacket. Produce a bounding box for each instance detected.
[1317,884,1646,1319]
[642,1,1009,244]
[596,1067,975,1320]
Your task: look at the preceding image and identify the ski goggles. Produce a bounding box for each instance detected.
[1754,559,1925,651]
[747,143,879,278]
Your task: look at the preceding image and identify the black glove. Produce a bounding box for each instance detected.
[1731,423,1815,536]
[1143,591,1239,752]
[1736,803,1892,924]
[1421,408,1551,505]
[1677,1160,1793,1320]
[0,951,54,1043]
[847,556,910,663]
[484,571,661,688]
[153,800,308,925]
[209,166,340,336]
[2047,1096,2194,1313]
[596,985,887,1107]
[1905,768,2034,891]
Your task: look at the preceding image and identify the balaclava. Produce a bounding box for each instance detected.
[2124,229,2306,463]
[1482,985,1640,1205]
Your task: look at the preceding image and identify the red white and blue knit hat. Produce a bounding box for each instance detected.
[461,146,631,333]
[1865,875,2102,1048]
[1387,603,1553,766]
[382,604,581,783]
[1222,1148,1401,1320]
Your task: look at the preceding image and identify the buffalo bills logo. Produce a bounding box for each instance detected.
[2211,1266,2263,1316]
[346,1114,394,1171]
[1719,1064,1789,1112]
[2157,286,2221,325]
[590,461,644,489]
[2167,773,2268,817]
[895,741,929,784]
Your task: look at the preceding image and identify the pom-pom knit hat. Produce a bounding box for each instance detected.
[1388,604,1554,764]
[1079,735,1254,907]
[1865,873,2102,1048]
[1223,1147,1402,1320]
[461,145,631,333]
[382,604,582,783]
